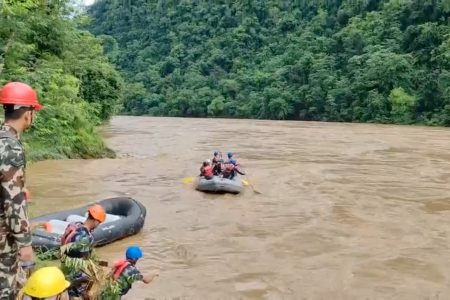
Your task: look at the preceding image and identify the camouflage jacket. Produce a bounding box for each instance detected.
[0,123,31,254]
[117,264,144,296]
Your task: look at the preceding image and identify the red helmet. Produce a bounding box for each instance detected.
[0,82,42,110]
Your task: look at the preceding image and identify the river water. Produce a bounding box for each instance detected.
[27,116,450,299]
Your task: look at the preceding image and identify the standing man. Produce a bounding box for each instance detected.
[0,82,42,299]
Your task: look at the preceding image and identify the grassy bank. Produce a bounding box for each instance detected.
[24,130,116,162]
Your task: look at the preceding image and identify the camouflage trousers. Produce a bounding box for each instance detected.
[0,250,18,300]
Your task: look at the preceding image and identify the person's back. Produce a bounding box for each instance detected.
[201,165,213,179]
[222,161,235,179]
[212,151,219,163]
[200,159,213,179]
[60,222,93,258]
[212,152,223,175]
[223,152,245,179]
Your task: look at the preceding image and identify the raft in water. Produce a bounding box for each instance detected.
[31,197,146,251]
[195,175,243,194]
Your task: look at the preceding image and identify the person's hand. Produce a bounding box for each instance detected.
[23,187,32,203]
[143,269,160,283]
[19,245,34,262]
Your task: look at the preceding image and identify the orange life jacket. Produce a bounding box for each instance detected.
[224,162,235,173]
[202,165,213,177]
[112,259,131,280]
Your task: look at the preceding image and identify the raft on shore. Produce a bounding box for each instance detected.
[195,175,243,194]
[31,197,146,251]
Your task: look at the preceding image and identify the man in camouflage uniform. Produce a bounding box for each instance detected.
[0,82,42,299]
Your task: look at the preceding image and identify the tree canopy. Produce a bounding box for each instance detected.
[88,0,450,125]
[0,0,123,160]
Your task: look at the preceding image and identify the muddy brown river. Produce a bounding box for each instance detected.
[27,116,450,299]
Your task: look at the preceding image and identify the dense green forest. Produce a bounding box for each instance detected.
[0,0,123,160]
[88,0,450,125]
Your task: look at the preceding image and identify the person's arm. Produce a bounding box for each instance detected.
[126,267,159,284]
[0,141,32,260]
[235,165,246,175]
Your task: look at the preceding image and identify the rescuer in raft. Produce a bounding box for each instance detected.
[111,246,159,297]
[222,152,245,180]
[211,151,223,175]
[199,159,214,180]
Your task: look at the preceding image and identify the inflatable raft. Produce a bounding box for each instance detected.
[196,175,243,194]
[31,197,146,251]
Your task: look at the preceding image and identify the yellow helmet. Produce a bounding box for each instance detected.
[23,266,70,298]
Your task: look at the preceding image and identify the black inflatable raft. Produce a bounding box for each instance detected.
[31,197,146,251]
[196,175,243,194]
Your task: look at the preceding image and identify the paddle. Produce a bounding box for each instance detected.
[242,178,261,194]
[182,177,195,184]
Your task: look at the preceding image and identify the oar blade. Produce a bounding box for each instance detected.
[182,177,195,184]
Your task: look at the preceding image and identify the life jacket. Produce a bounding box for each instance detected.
[202,165,213,177]
[224,162,235,173]
[61,223,80,246]
[61,222,83,246]
[112,259,131,280]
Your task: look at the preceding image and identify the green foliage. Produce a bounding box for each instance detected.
[389,87,417,124]
[87,0,450,125]
[0,0,123,160]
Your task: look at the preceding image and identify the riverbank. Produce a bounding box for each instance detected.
[23,125,115,162]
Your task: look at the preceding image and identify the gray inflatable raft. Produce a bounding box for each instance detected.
[196,175,243,194]
[31,197,146,252]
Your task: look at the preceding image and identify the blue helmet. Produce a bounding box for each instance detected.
[126,246,143,260]
[227,152,233,158]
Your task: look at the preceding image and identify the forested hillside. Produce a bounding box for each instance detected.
[88,0,450,125]
[0,0,123,160]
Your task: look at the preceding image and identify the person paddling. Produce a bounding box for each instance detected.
[223,152,245,179]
